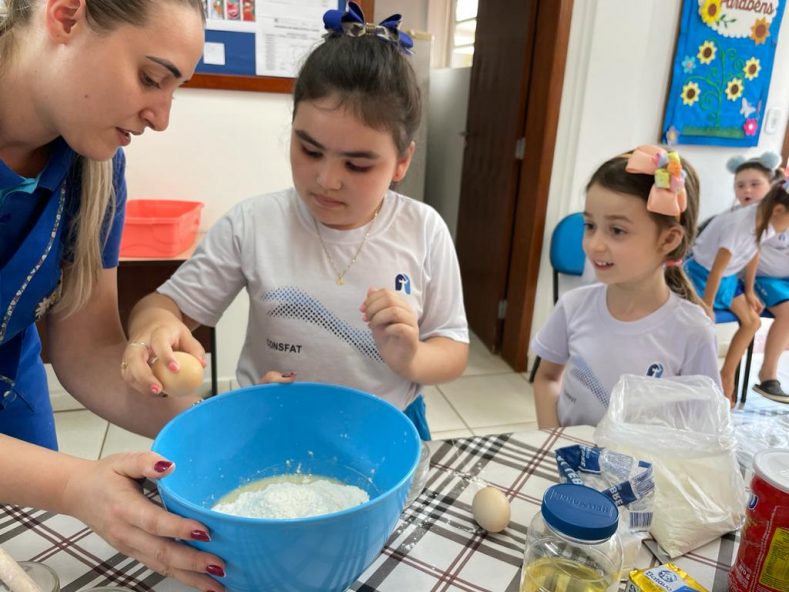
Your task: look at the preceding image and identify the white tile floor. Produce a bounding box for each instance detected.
[52,329,787,460]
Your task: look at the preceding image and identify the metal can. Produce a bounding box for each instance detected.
[729,448,789,592]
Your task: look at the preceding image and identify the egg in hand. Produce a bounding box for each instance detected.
[152,351,204,396]
[472,486,511,533]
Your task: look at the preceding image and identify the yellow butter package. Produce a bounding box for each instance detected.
[626,563,708,592]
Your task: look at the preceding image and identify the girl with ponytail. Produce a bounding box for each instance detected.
[0,2,226,589]
[532,146,720,428]
[685,168,789,405]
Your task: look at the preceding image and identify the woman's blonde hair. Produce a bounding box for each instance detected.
[0,0,203,316]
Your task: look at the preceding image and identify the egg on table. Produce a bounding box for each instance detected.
[472,486,511,533]
[152,351,204,396]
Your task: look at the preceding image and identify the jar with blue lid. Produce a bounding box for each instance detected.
[521,483,623,592]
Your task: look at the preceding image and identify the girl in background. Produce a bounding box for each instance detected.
[752,173,789,402]
[727,151,783,208]
[532,146,719,428]
[686,181,789,404]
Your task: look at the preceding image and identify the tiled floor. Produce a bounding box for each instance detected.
[52,329,787,460]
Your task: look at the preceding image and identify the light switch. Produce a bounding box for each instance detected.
[763,108,783,135]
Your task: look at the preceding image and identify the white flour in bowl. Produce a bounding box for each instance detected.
[212,474,369,519]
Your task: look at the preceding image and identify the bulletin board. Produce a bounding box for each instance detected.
[661,0,786,147]
[186,0,375,93]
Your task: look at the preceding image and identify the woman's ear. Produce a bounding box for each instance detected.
[45,0,86,41]
[392,141,416,183]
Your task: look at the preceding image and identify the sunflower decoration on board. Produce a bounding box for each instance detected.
[743,57,761,80]
[663,0,783,146]
[697,40,717,63]
[682,81,701,106]
[725,77,744,101]
[699,0,722,25]
[751,17,771,44]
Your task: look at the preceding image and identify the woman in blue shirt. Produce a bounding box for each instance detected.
[0,1,226,590]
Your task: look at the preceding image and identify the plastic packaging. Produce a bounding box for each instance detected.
[626,563,708,592]
[731,412,789,474]
[594,374,747,558]
[521,483,623,592]
[555,445,654,576]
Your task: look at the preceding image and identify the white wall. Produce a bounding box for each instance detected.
[529,0,789,358]
[125,89,295,384]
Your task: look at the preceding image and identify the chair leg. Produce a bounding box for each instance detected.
[741,338,755,404]
[733,361,740,403]
[528,356,541,384]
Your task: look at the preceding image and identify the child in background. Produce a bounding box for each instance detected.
[728,151,783,208]
[696,151,781,237]
[686,180,789,403]
[752,173,789,402]
[123,2,469,440]
[532,146,719,428]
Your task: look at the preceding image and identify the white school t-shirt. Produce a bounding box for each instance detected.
[531,284,720,427]
[691,204,765,274]
[158,189,469,410]
[757,231,789,278]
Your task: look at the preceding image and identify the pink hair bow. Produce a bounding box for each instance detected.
[626,145,688,216]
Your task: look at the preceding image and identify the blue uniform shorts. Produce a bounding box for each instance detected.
[404,394,431,441]
[684,258,743,310]
[754,276,789,308]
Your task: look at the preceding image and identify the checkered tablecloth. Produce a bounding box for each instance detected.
[3,406,787,592]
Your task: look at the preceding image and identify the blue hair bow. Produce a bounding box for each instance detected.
[323,1,414,54]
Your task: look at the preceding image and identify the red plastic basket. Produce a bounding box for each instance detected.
[119,200,204,258]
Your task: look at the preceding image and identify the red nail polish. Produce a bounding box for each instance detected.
[168,361,179,372]
[282,372,296,378]
[206,565,225,577]
[151,384,161,394]
[154,461,173,473]
[191,529,210,542]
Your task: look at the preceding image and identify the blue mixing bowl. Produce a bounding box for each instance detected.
[152,382,421,592]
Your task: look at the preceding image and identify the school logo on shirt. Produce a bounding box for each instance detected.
[646,362,664,378]
[395,273,411,295]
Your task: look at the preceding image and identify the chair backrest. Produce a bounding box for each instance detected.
[549,212,586,303]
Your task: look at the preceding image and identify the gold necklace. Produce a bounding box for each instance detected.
[314,202,382,285]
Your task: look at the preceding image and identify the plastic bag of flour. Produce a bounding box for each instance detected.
[594,374,747,559]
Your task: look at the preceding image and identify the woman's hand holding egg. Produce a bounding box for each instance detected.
[152,352,205,396]
[121,318,205,396]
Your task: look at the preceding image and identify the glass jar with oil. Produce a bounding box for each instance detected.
[521,483,623,592]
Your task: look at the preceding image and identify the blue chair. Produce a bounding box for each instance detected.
[528,212,586,383]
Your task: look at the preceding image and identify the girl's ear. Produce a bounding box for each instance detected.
[45,0,86,42]
[392,141,416,183]
[659,225,684,255]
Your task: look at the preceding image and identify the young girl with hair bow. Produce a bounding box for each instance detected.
[686,166,789,404]
[124,2,469,440]
[751,170,789,402]
[532,146,720,428]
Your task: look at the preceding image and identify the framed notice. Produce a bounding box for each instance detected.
[188,0,375,93]
[662,0,786,146]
